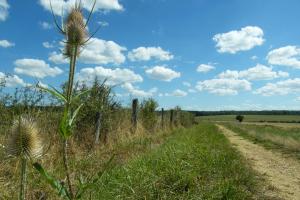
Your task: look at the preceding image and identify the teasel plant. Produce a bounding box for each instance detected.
[7,116,44,200]
[34,0,114,199]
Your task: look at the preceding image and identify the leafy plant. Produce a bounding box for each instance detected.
[74,78,121,143]
[32,1,113,199]
[140,98,158,131]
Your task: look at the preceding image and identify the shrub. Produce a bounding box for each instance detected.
[140,98,158,131]
[236,115,244,123]
[74,78,121,143]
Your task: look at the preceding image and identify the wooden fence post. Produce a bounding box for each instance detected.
[161,108,164,128]
[131,98,138,132]
[170,109,174,126]
[95,111,102,144]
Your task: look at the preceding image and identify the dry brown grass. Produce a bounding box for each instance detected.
[0,112,176,199]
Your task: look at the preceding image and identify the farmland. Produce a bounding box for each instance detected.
[198,114,300,123]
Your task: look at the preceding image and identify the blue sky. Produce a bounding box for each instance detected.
[1,0,300,110]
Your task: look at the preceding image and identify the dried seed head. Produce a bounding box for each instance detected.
[64,8,87,57]
[7,117,44,159]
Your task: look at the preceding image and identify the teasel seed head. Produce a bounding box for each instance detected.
[7,116,44,159]
[64,7,87,57]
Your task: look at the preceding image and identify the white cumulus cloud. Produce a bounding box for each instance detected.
[122,83,157,98]
[77,66,143,86]
[145,66,180,82]
[255,78,300,96]
[267,46,300,69]
[128,47,174,62]
[196,78,251,96]
[0,40,14,48]
[14,59,63,79]
[218,64,289,81]
[197,64,215,73]
[79,38,126,65]
[0,72,26,87]
[0,0,9,22]
[49,38,126,65]
[213,26,265,54]
[39,0,123,16]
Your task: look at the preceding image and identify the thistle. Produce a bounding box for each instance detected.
[8,116,43,200]
[8,116,43,159]
[34,1,106,199]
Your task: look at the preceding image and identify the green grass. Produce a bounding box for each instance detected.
[222,122,300,159]
[91,123,264,199]
[198,115,300,123]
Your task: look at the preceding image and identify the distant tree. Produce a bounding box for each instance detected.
[236,115,244,123]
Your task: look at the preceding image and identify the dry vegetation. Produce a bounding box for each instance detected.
[0,81,195,199]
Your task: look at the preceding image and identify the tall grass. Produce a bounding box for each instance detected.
[92,123,266,199]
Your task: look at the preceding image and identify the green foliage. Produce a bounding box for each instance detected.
[33,163,70,198]
[179,110,196,127]
[74,78,121,140]
[140,98,158,131]
[236,115,244,122]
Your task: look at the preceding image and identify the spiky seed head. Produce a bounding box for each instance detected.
[7,116,43,159]
[64,7,87,57]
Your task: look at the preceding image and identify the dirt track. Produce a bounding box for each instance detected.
[217,124,300,200]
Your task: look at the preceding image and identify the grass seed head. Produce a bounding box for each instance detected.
[7,116,44,159]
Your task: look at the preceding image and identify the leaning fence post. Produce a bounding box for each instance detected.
[161,108,164,128]
[131,98,138,132]
[170,109,174,126]
[95,111,102,144]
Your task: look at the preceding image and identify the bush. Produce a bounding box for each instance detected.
[140,98,158,131]
[74,78,121,142]
[236,115,244,123]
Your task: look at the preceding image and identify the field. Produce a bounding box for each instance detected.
[198,115,300,123]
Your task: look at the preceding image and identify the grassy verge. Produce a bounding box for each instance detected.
[0,127,174,199]
[221,122,300,159]
[92,123,265,199]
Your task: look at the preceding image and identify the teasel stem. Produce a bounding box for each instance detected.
[66,44,78,104]
[19,157,27,200]
[18,115,27,200]
[63,139,73,199]
[63,44,78,200]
